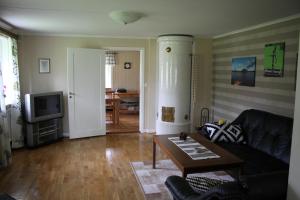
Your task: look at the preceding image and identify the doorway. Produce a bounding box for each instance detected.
[104,47,144,133]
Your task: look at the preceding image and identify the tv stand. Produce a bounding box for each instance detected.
[26,118,63,147]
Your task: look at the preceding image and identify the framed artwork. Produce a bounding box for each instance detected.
[39,58,50,73]
[124,62,131,69]
[231,57,256,87]
[264,42,285,77]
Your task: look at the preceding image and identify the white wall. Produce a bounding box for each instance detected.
[18,35,157,134]
[18,35,213,134]
[287,35,300,200]
[112,51,140,91]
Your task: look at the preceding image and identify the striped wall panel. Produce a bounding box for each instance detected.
[190,38,213,128]
[191,54,203,127]
[212,18,300,121]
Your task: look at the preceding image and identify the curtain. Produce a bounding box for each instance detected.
[7,38,23,148]
[0,36,11,168]
[0,88,11,168]
[105,51,117,65]
[0,36,23,152]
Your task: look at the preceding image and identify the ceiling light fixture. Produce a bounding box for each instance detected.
[109,11,142,25]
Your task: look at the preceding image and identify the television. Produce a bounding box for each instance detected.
[25,91,64,123]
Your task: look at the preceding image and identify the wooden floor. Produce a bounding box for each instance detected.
[106,114,139,134]
[0,133,165,200]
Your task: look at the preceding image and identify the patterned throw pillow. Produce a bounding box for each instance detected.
[186,176,229,193]
[204,122,246,144]
[203,123,224,138]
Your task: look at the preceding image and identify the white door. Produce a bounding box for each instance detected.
[67,48,106,139]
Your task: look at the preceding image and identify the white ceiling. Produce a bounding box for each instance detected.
[0,0,300,38]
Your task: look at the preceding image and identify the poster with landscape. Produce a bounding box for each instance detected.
[263,42,285,77]
[231,57,256,87]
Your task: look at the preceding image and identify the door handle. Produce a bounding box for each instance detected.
[69,92,75,98]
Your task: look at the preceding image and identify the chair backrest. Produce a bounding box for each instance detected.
[106,93,115,108]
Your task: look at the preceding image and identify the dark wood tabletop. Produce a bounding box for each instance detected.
[153,133,244,177]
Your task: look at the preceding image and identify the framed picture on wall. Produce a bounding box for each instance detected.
[231,57,256,87]
[39,58,50,73]
[263,42,285,77]
[124,62,131,69]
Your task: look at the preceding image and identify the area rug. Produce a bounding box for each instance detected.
[130,160,235,200]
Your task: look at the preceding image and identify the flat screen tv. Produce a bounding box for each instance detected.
[25,91,64,123]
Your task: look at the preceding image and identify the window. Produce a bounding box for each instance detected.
[0,36,10,111]
[105,51,116,89]
[105,64,113,88]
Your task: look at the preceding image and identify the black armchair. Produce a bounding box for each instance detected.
[0,194,16,200]
[165,171,288,200]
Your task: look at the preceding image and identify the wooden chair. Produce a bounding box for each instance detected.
[106,93,115,124]
[106,88,114,95]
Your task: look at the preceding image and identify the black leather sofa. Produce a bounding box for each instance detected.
[0,194,15,200]
[165,109,293,200]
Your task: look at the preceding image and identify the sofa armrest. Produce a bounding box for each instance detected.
[165,176,202,200]
[165,171,288,200]
[199,181,245,200]
[0,194,16,200]
[240,171,288,200]
[165,176,245,200]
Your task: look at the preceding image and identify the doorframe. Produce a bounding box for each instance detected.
[104,47,145,133]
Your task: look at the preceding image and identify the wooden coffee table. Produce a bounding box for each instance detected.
[153,133,243,177]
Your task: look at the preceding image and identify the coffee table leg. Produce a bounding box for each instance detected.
[153,140,156,169]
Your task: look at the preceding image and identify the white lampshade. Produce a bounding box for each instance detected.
[109,11,142,25]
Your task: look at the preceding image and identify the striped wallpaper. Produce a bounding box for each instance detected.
[191,38,213,128]
[212,18,300,121]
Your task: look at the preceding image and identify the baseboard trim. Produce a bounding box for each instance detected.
[63,132,69,137]
[64,130,155,136]
[140,129,156,133]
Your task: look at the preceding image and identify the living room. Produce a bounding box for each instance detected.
[0,0,300,200]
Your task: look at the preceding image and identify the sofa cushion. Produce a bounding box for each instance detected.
[218,142,289,175]
[203,122,220,138]
[203,122,246,144]
[232,109,293,164]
